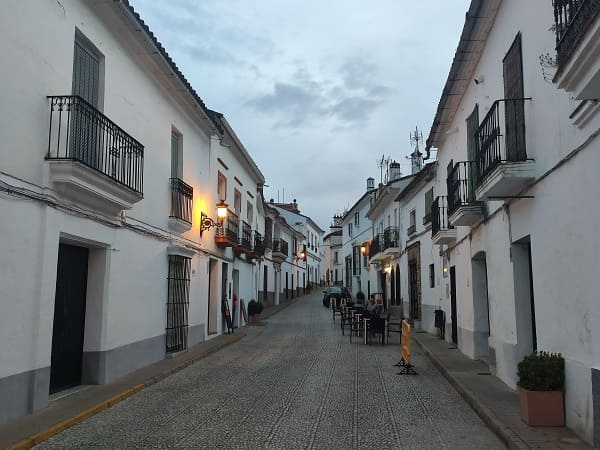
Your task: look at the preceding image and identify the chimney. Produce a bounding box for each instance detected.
[366,177,375,191]
[389,161,402,182]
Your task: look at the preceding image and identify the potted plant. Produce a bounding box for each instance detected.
[247,299,263,324]
[517,351,565,426]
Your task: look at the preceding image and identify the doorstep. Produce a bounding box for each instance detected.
[412,332,591,450]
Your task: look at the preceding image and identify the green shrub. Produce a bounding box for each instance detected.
[247,299,263,316]
[517,351,564,391]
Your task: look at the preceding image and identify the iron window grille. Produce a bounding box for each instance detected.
[166,255,191,353]
[431,196,453,236]
[169,178,193,224]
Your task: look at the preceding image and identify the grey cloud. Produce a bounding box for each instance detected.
[247,59,393,129]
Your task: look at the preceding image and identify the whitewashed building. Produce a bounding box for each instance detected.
[340,178,376,296]
[260,203,307,304]
[366,167,414,306]
[323,215,343,286]
[272,202,325,291]
[0,0,267,425]
[424,0,600,444]
[393,163,442,333]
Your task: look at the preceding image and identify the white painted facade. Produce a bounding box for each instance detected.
[272,203,325,291]
[424,0,600,444]
[0,0,268,425]
[365,175,414,306]
[340,184,376,296]
[323,219,343,287]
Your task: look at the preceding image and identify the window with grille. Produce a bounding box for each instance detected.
[166,255,191,353]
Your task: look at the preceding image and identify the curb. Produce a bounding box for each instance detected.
[413,337,530,450]
[6,333,245,450]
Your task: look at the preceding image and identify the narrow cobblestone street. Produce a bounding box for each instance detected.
[35,293,505,449]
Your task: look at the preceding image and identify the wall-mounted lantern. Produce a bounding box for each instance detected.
[200,200,228,236]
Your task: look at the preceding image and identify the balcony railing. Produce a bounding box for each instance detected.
[422,213,431,225]
[475,98,531,186]
[240,221,252,248]
[384,227,400,249]
[272,238,289,256]
[253,231,265,256]
[369,234,382,258]
[447,161,482,216]
[431,196,453,236]
[169,178,193,224]
[407,224,416,236]
[46,95,144,193]
[217,211,239,242]
[554,0,600,66]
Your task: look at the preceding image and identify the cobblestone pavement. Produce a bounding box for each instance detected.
[36,293,505,449]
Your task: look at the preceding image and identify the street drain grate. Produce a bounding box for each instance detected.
[447,346,458,349]
[477,372,492,375]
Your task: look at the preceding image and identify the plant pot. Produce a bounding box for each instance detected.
[518,388,565,427]
[249,314,262,324]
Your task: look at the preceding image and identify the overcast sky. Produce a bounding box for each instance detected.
[130,0,470,231]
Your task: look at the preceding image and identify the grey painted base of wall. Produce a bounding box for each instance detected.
[82,334,165,385]
[593,368,600,448]
[188,324,205,348]
[258,291,275,306]
[0,366,50,424]
[457,327,490,361]
[420,304,437,334]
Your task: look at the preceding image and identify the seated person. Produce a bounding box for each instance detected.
[365,298,381,317]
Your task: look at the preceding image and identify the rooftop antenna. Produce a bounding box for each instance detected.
[407,126,424,174]
[377,154,391,184]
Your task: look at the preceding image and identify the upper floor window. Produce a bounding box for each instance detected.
[410,210,416,228]
[247,201,253,225]
[171,129,183,179]
[348,223,353,237]
[217,172,227,201]
[354,211,360,227]
[334,251,339,264]
[234,189,242,215]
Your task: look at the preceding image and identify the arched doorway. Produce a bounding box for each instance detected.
[472,251,490,361]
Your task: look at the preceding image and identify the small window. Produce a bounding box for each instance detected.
[424,188,433,224]
[429,264,435,288]
[348,223,353,237]
[234,189,242,215]
[354,211,360,227]
[334,251,339,264]
[410,210,416,227]
[217,172,227,201]
[247,201,253,224]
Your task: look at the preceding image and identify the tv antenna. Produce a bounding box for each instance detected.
[376,154,391,184]
[407,126,424,174]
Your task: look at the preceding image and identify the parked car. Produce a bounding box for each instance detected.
[322,286,351,308]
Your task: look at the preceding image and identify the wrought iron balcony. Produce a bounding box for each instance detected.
[240,220,252,249]
[384,227,400,249]
[169,178,193,226]
[272,238,289,262]
[252,231,265,257]
[431,196,456,245]
[447,161,484,226]
[46,95,144,214]
[215,211,239,247]
[368,234,382,258]
[474,99,535,199]
[554,0,600,67]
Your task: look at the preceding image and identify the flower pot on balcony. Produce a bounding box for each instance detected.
[518,388,564,426]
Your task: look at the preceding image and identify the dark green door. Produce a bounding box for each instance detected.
[71,40,100,167]
[50,244,89,393]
